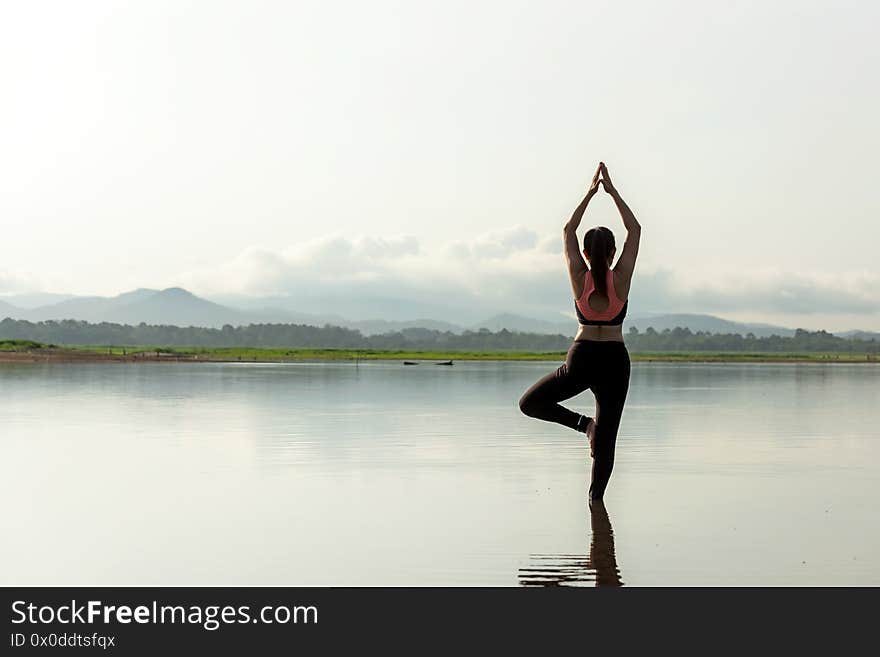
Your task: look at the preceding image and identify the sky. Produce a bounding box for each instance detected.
[1,0,878,330]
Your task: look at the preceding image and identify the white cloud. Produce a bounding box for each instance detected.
[641,268,880,315]
[2,1,879,318]
[172,230,880,329]
[3,229,878,330]
[449,227,539,260]
[180,227,557,296]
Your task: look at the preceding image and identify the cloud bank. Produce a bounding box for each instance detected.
[173,229,880,327]
[2,228,877,330]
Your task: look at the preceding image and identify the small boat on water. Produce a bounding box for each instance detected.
[403,361,419,365]
[436,360,453,366]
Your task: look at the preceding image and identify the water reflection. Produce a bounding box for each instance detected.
[518,499,623,587]
[3,361,878,585]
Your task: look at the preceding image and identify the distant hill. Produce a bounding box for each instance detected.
[2,287,873,338]
[27,295,121,323]
[470,313,573,335]
[0,299,22,320]
[23,288,252,328]
[624,313,796,338]
[114,287,251,327]
[349,318,464,336]
[205,295,347,326]
[210,291,492,326]
[467,312,796,338]
[0,292,76,309]
[838,330,880,341]
[2,289,375,328]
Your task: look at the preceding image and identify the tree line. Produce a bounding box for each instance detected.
[0,318,877,353]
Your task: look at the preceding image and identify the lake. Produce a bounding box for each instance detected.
[2,360,878,586]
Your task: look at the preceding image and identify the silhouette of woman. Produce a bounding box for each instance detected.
[519,162,641,500]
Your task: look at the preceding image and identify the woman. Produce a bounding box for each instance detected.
[519,162,641,501]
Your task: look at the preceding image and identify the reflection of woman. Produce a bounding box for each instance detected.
[587,499,623,587]
[518,498,623,587]
[519,162,641,500]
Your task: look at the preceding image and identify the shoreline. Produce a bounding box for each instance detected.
[0,348,877,365]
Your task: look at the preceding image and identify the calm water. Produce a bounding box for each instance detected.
[2,360,878,586]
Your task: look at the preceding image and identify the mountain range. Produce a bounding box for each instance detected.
[0,288,877,340]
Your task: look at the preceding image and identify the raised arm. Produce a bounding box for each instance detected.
[563,163,602,298]
[600,163,641,281]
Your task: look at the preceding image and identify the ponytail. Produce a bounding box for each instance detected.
[583,227,615,296]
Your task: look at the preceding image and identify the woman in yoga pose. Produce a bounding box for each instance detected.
[519,162,641,500]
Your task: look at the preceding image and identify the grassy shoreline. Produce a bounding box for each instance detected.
[0,341,877,363]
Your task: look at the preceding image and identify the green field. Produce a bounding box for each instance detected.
[1,340,876,362]
[0,339,48,351]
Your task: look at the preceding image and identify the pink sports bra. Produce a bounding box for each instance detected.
[574,268,628,326]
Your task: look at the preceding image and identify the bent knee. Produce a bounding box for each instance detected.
[518,394,536,417]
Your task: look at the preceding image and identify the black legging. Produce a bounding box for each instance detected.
[519,339,631,500]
